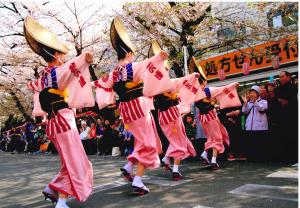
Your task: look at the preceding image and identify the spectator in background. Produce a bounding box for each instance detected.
[113,118,122,132]
[264,82,281,156]
[7,127,22,153]
[39,129,49,154]
[80,120,90,140]
[46,141,58,155]
[25,121,36,153]
[88,121,97,154]
[96,118,104,155]
[259,85,269,100]
[193,106,207,160]
[112,118,123,152]
[242,85,269,161]
[0,132,8,151]
[219,97,246,162]
[33,127,45,154]
[101,120,116,155]
[17,127,27,153]
[96,118,104,133]
[88,121,97,139]
[122,124,134,156]
[76,119,82,130]
[266,82,276,99]
[80,120,93,155]
[183,114,196,141]
[274,71,298,162]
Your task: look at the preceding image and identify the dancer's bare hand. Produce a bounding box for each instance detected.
[85,52,93,64]
[194,72,200,78]
[159,51,168,61]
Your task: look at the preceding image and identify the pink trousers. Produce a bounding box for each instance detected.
[161,117,196,160]
[202,118,229,153]
[48,109,93,202]
[127,112,162,169]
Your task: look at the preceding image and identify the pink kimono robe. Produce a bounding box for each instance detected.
[157,73,198,160]
[200,109,229,153]
[172,74,241,108]
[172,75,241,154]
[92,54,173,109]
[93,54,171,168]
[27,53,94,202]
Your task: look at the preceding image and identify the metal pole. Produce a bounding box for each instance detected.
[183,46,189,76]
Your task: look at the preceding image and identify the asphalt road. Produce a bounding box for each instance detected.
[0,152,297,208]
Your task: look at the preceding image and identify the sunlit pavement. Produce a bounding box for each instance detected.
[0,152,297,208]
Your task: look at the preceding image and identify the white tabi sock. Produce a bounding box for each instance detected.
[172,164,179,173]
[201,151,208,159]
[211,157,217,164]
[55,198,69,208]
[162,156,170,165]
[43,185,58,197]
[123,162,133,174]
[132,176,144,188]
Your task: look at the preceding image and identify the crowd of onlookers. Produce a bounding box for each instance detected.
[0,71,298,163]
[77,116,134,156]
[182,70,297,163]
[0,116,134,157]
[0,122,57,155]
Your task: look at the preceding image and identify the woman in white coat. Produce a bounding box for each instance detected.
[242,85,269,161]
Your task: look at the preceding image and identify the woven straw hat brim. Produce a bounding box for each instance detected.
[110,16,135,53]
[24,16,69,56]
[148,39,171,70]
[189,56,207,80]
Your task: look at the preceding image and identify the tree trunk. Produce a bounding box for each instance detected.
[8,90,31,121]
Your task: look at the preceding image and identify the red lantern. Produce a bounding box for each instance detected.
[218,69,226,81]
[272,55,280,69]
[242,62,250,75]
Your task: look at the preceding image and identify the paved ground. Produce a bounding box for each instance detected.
[0,152,298,208]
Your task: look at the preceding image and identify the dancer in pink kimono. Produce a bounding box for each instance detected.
[24,17,94,208]
[94,17,171,195]
[148,40,197,180]
[189,58,231,170]
[164,57,240,171]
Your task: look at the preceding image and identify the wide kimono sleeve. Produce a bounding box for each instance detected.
[91,70,116,90]
[27,77,48,117]
[209,82,241,109]
[170,73,198,92]
[32,91,47,117]
[132,54,173,97]
[53,52,95,109]
[171,74,207,105]
[27,77,44,92]
[170,73,199,113]
[91,73,116,110]
[27,52,95,111]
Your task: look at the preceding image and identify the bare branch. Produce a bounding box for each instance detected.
[0,33,24,38]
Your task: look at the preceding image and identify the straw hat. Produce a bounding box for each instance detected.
[148,39,171,70]
[24,16,69,56]
[189,56,207,82]
[110,16,135,54]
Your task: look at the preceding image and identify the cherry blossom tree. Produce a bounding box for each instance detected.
[121,2,297,77]
[0,1,113,127]
[0,1,297,128]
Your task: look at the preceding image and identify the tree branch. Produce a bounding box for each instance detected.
[0,33,24,38]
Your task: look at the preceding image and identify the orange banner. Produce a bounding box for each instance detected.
[199,36,298,80]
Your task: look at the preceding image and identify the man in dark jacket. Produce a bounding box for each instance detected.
[274,71,298,163]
